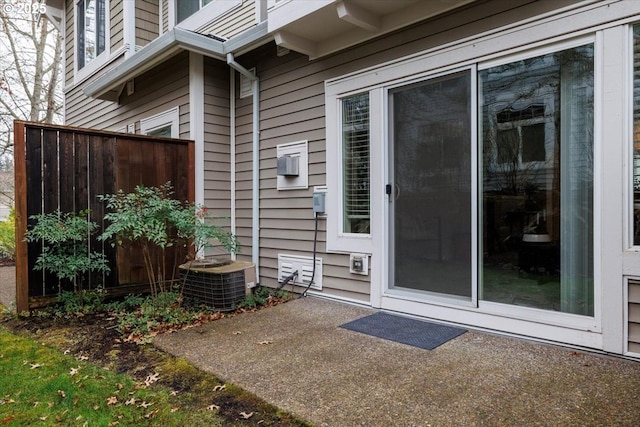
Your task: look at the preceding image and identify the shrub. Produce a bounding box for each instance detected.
[0,208,15,261]
[98,182,239,301]
[25,209,110,292]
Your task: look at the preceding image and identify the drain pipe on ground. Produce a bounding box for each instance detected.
[227,53,260,281]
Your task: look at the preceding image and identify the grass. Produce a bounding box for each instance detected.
[0,327,227,426]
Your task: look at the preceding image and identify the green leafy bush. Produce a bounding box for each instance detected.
[25,209,110,291]
[98,182,239,300]
[0,208,15,260]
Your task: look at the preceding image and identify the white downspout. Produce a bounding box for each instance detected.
[227,53,260,280]
[230,67,237,261]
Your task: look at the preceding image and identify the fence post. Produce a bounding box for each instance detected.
[14,121,29,313]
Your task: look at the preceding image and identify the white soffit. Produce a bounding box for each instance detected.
[270,0,478,59]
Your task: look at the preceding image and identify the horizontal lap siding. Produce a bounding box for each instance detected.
[203,59,233,257]
[65,52,190,136]
[161,0,168,34]
[111,0,123,51]
[199,0,255,39]
[65,0,74,87]
[233,0,580,300]
[136,0,159,48]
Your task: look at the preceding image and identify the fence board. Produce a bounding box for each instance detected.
[14,121,195,312]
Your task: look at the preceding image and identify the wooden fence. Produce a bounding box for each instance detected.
[14,121,195,312]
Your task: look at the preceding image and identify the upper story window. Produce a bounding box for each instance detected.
[177,0,213,23]
[77,0,107,69]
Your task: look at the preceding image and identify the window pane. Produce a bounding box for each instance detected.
[77,0,105,69]
[177,0,199,23]
[342,93,370,234]
[480,45,594,316]
[147,125,172,138]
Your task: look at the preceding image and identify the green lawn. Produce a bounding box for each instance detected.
[0,327,226,426]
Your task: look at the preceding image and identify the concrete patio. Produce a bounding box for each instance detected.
[154,296,640,427]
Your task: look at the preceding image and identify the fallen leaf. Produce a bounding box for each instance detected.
[30,363,43,369]
[258,340,272,345]
[206,404,220,411]
[57,390,66,398]
[233,331,242,335]
[48,402,54,408]
[124,397,137,406]
[32,401,39,407]
[213,385,226,392]
[170,407,179,413]
[240,411,254,419]
[77,355,89,361]
[2,415,15,424]
[170,390,178,396]
[93,405,100,410]
[144,373,159,386]
[106,396,118,405]
[145,409,159,419]
[116,383,124,390]
[138,401,153,408]
[69,367,80,376]
[39,416,47,421]
[73,395,79,406]
[63,350,71,355]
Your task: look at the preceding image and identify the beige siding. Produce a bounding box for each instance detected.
[203,58,232,250]
[161,0,169,34]
[199,0,255,39]
[65,52,190,134]
[110,0,124,51]
[630,281,640,354]
[229,0,580,300]
[136,0,160,48]
[64,0,74,87]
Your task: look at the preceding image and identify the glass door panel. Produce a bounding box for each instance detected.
[479,44,594,316]
[390,71,472,299]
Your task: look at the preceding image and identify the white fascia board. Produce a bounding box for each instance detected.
[267,0,333,32]
[84,28,225,99]
[222,21,270,55]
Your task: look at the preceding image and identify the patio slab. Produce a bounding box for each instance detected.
[154,296,640,427]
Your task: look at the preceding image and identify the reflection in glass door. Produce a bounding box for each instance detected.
[389,71,473,299]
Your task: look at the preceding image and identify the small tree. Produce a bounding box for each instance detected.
[25,209,110,292]
[98,183,238,300]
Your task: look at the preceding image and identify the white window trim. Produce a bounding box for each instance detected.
[74,0,111,83]
[140,107,179,138]
[175,0,242,32]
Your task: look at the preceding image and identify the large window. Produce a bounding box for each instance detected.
[342,93,370,234]
[480,44,594,316]
[76,0,106,70]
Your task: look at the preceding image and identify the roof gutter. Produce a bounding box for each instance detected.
[227,53,260,281]
[84,22,269,100]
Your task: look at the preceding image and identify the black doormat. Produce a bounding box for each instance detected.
[340,312,466,350]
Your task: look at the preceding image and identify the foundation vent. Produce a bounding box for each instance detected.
[628,279,640,357]
[278,254,322,291]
